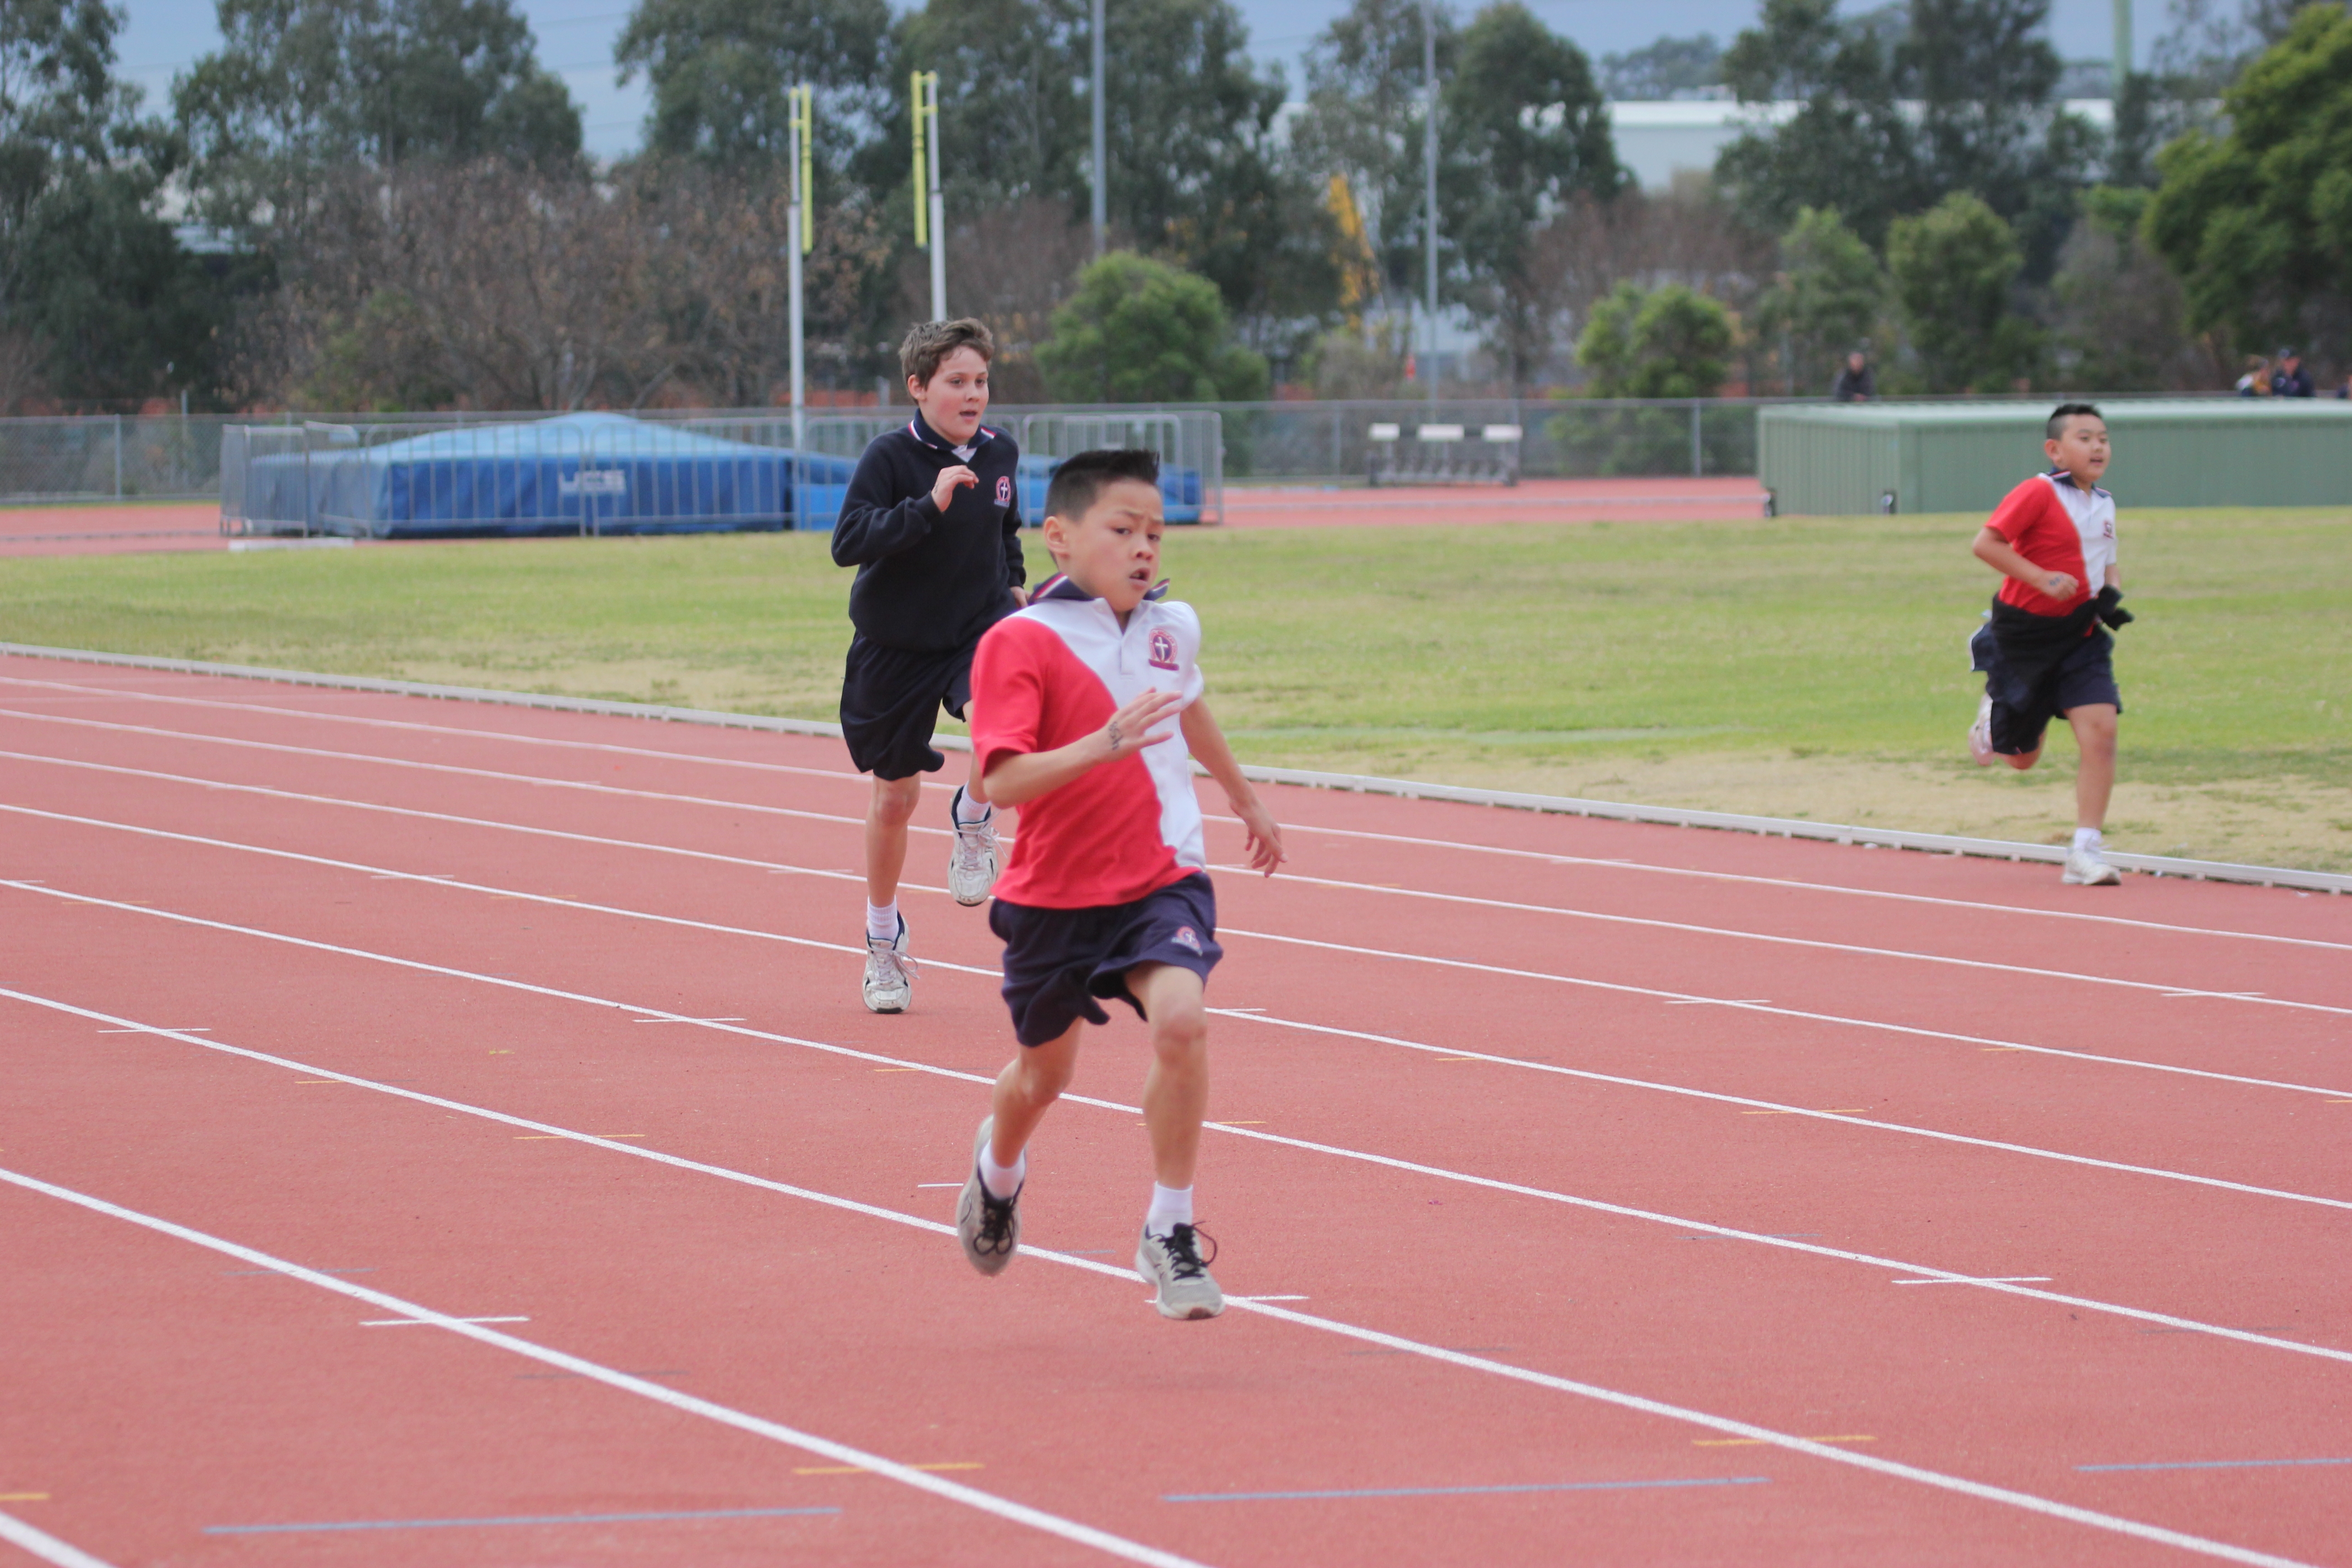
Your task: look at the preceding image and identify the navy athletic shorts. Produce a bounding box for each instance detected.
[839,635,978,780]
[989,872,1223,1047]
[1970,621,2122,757]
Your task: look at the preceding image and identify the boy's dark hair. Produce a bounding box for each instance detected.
[1045,448,1161,523]
[2047,402,2103,441]
[899,318,994,387]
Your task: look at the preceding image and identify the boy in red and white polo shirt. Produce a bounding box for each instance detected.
[1967,402,2136,886]
[952,448,1284,1319]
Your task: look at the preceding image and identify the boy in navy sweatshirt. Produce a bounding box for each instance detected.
[831,319,1029,1012]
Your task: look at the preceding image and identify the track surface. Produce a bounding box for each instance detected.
[0,649,2346,1568]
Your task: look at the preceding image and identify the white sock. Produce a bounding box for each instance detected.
[952,786,991,826]
[1146,1182,1194,1233]
[980,1146,1024,1199]
[2073,827,2102,853]
[865,902,899,943]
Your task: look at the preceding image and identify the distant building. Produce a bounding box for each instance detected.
[1606,100,2117,191]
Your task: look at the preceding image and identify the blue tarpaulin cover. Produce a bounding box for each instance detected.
[244,412,855,537]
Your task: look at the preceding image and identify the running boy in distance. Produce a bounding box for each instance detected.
[831,320,1029,1013]
[1966,402,2136,886]
[953,448,1284,1320]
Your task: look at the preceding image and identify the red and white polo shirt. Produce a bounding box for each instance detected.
[1985,470,2117,617]
[970,575,1207,910]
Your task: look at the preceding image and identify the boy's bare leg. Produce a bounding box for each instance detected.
[961,754,992,810]
[864,774,923,906]
[2004,745,2040,772]
[1131,962,1209,1189]
[2066,703,2118,828]
[990,1021,1080,1167]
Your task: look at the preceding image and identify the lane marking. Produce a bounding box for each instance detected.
[632,1016,744,1024]
[1230,1295,1308,1303]
[514,1133,644,1140]
[1894,1277,2051,1286]
[0,1163,2320,1568]
[1163,1476,1769,1502]
[9,668,2341,953]
[1695,1436,1874,1447]
[916,1182,961,1188]
[206,1504,839,1534]
[1207,863,2352,1017]
[11,990,2349,1386]
[362,1316,527,1326]
[0,1508,113,1568]
[795,1463,980,1476]
[2078,1457,2352,1474]
[8,720,2342,1014]
[0,1495,49,1503]
[11,793,2342,1108]
[95,1026,206,1034]
[0,1165,1211,1568]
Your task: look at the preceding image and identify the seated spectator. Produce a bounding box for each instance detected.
[2271,348,2316,397]
[2335,371,2351,399]
[1831,350,1875,402]
[2234,354,2272,395]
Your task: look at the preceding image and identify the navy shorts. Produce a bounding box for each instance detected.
[1970,622,2122,757]
[989,873,1223,1047]
[839,635,977,780]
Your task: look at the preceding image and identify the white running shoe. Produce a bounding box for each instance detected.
[1967,693,1997,766]
[955,1117,1020,1276]
[947,787,1000,907]
[2062,844,2122,886]
[862,915,916,1012]
[1136,1223,1224,1320]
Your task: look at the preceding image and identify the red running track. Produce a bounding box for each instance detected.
[0,650,2347,1568]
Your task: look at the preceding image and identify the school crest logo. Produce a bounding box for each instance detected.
[1147,629,1179,671]
[995,475,1013,506]
[1171,925,1203,954]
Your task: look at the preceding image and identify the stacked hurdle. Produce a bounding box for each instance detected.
[1366,421,1522,487]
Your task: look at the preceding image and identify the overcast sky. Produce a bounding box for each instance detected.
[116,0,2156,164]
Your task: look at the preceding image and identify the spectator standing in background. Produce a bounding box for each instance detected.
[1831,350,1876,402]
[2234,354,2272,396]
[2271,348,2316,397]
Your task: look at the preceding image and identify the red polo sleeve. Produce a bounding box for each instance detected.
[970,617,1047,781]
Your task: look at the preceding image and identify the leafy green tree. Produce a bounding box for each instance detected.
[1574,280,1735,397]
[2144,3,2352,351]
[2,0,228,402]
[174,0,583,228]
[1885,190,2040,390]
[2048,185,2210,390]
[1598,33,1722,99]
[1034,250,1269,402]
[1439,2,1619,383]
[616,0,892,167]
[1716,0,1922,246]
[1754,205,1885,392]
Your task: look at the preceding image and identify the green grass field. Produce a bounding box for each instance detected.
[2,510,2345,868]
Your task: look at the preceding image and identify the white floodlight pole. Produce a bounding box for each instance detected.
[1422,0,1439,401]
[787,84,811,450]
[2112,0,2132,93]
[1091,0,1107,256]
[911,70,946,319]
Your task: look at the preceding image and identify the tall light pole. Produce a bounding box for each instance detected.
[1091,0,1107,257]
[911,70,946,319]
[2112,0,2132,94]
[1422,0,1439,401]
[787,83,812,451]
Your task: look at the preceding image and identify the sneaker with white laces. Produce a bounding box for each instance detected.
[2062,844,2122,886]
[947,787,1000,906]
[955,1117,1020,1275]
[1967,692,1997,766]
[1136,1223,1224,1320]
[862,914,916,1012]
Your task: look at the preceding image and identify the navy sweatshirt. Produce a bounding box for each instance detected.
[831,414,1028,652]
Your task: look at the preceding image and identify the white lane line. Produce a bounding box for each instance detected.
[0,674,887,785]
[5,793,2344,1106]
[19,709,2345,1018]
[6,669,2338,955]
[1228,818,2352,954]
[1202,864,2352,1018]
[0,1123,2316,1566]
[0,1167,1210,1568]
[1892,1278,2052,1287]
[361,1315,528,1325]
[0,1509,115,1568]
[10,986,2348,1371]
[95,1025,208,1034]
[9,831,2351,1214]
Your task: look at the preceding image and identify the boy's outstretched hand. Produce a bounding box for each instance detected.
[1233,798,1286,877]
[930,465,978,512]
[1102,687,1185,760]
